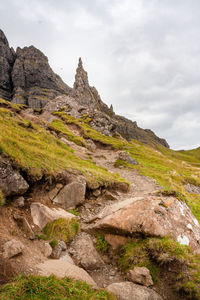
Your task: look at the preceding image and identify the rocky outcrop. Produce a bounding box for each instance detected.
[118,151,138,165]
[0,158,29,197]
[30,202,75,229]
[92,196,200,251]
[0,29,15,100]
[106,282,163,300]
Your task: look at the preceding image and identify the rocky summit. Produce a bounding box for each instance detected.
[0,28,200,300]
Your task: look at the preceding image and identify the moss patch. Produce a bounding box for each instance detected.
[0,189,5,206]
[43,218,80,244]
[0,274,116,300]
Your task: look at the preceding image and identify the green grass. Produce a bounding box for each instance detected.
[0,274,116,300]
[43,218,80,244]
[67,208,80,216]
[0,98,27,112]
[0,106,128,188]
[118,237,200,298]
[0,189,5,206]
[95,234,109,253]
[48,119,87,147]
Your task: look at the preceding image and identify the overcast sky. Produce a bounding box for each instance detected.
[1,0,200,150]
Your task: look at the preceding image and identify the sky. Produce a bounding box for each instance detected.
[1,0,200,150]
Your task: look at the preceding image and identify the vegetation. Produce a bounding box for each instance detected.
[43,218,80,244]
[0,106,128,188]
[0,189,5,206]
[49,239,58,249]
[95,234,109,253]
[0,98,26,112]
[67,208,80,216]
[0,274,116,300]
[48,119,87,147]
[118,237,200,299]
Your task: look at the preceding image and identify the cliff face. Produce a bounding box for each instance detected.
[0,29,169,148]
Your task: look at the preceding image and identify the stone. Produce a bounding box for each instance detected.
[104,234,130,250]
[86,139,96,152]
[36,260,97,288]
[42,242,52,258]
[69,233,104,270]
[185,183,200,195]
[118,151,138,165]
[51,244,62,259]
[12,196,25,208]
[53,176,86,209]
[3,239,24,259]
[92,196,200,251]
[128,267,153,287]
[0,158,29,197]
[59,240,67,251]
[30,202,75,229]
[106,282,163,300]
[59,251,75,264]
[93,189,101,197]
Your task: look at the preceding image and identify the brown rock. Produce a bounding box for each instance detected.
[92,196,200,251]
[69,233,104,270]
[106,282,163,300]
[30,202,75,229]
[41,242,52,258]
[12,196,25,208]
[128,267,153,287]
[36,260,97,288]
[105,234,130,250]
[3,239,24,259]
[13,214,35,239]
[51,244,62,259]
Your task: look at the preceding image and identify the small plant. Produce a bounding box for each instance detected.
[49,239,58,249]
[43,218,80,244]
[0,189,5,206]
[96,234,109,253]
[67,208,80,216]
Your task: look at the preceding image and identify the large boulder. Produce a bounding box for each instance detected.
[92,196,200,251]
[69,233,104,271]
[0,158,29,197]
[53,176,86,209]
[118,151,138,165]
[3,239,24,259]
[36,259,97,288]
[106,282,163,300]
[30,202,75,229]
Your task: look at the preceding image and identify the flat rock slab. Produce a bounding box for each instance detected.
[30,202,75,229]
[106,282,163,300]
[92,196,200,251]
[36,259,97,288]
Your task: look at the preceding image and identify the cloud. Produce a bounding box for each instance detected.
[1,0,200,149]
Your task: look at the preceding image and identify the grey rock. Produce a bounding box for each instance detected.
[3,239,24,259]
[86,139,96,152]
[0,158,29,197]
[53,176,86,209]
[69,233,104,271]
[185,183,200,195]
[58,240,67,251]
[51,244,62,259]
[128,267,153,287]
[59,251,75,264]
[41,242,52,258]
[106,282,163,300]
[118,151,139,165]
[13,196,25,208]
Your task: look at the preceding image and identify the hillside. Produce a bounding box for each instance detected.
[0,29,200,300]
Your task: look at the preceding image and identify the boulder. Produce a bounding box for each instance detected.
[86,139,96,152]
[59,251,75,265]
[118,151,138,165]
[104,234,130,250]
[92,196,200,251]
[69,233,104,270]
[53,176,86,209]
[185,183,200,195]
[12,196,25,208]
[128,267,153,287]
[36,259,97,288]
[0,159,29,197]
[41,242,52,258]
[106,282,163,300]
[3,239,24,259]
[51,244,62,259]
[30,202,75,229]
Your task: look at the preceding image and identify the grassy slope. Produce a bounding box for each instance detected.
[0,103,127,188]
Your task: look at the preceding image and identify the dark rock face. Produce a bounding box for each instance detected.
[0,29,15,100]
[0,29,169,148]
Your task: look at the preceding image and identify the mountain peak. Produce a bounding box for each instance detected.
[0,29,9,46]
